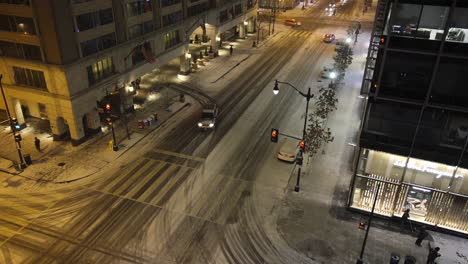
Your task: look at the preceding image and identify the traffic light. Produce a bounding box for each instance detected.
[11,118,20,130]
[299,141,305,152]
[359,221,366,230]
[271,128,279,143]
[105,103,111,114]
[14,133,22,142]
[296,151,303,166]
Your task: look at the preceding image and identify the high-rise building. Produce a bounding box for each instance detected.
[349,0,468,235]
[0,0,257,144]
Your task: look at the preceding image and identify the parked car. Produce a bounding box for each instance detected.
[284,19,301,27]
[323,33,336,43]
[277,138,300,162]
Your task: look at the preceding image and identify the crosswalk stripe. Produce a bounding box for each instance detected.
[113,160,159,195]
[0,199,44,215]
[0,213,30,227]
[148,166,191,205]
[0,226,20,238]
[151,149,205,162]
[138,165,180,203]
[101,159,152,193]
[124,162,167,199]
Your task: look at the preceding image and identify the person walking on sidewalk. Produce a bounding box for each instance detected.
[415,226,428,246]
[426,243,441,264]
[34,137,41,152]
[401,208,410,228]
[229,45,233,56]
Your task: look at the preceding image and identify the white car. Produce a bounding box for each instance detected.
[277,138,300,162]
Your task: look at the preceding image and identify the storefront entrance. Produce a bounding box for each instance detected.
[350,148,468,234]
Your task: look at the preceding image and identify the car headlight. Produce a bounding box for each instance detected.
[198,123,202,127]
[209,123,214,128]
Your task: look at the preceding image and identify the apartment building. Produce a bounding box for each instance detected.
[350,0,468,235]
[0,0,257,145]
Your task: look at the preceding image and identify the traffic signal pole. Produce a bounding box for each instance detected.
[295,87,312,192]
[273,81,313,192]
[0,74,27,169]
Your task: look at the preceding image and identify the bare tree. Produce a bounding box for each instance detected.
[315,87,338,119]
[304,115,334,155]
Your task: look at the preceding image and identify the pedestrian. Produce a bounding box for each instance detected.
[401,208,410,228]
[426,243,441,264]
[229,45,233,55]
[415,226,428,246]
[34,137,41,152]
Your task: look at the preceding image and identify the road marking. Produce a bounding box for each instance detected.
[112,160,159,195]
[124,162,166,199]
[100,159,153,193]
[148,166,191,205]
[151,149,205,162]
[137,165,180,203]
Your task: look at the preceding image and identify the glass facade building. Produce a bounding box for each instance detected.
[350,0,468,235]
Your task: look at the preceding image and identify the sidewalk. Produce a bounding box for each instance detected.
[276,31,468,263]
[0,92,193,188]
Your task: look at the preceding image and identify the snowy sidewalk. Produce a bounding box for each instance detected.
[0,93,193,187]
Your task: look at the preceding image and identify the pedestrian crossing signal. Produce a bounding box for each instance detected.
[271,128,279,143]
[359,221,366,229]
[14,133,22,142]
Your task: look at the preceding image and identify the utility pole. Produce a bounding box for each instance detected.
[357,183,381,264]
[271,0,277,34]
[0,74,27,169]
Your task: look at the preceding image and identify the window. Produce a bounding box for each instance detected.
[234,4,242,16]
[162,11,183,27]
[219,10,228,23]
[80,33,116,57]
[128,24,142,39]
[187,2,208,17]
[0,0,29,5]
[247,0,254,9]
[386,3,448,41]
[126,0,152,17]
[76,8,114,32]
[131,41,152,66]
[0,15,36,34]
[38,103,47,119]
[86,57,115,85]
[0,41,41,60]
[128,20,153,39]
[143,20,153,33]
[13,67,47,90]
[164,30,180,49]
[161,0,180,7]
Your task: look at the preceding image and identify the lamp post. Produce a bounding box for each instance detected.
[329,71,337,87]
[357,183,381,264]
[273,80,313,192]
[0,74,27,169]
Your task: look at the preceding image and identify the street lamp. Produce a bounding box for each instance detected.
[273,80,313,192]
[346,37,352,43]
[329,71,337,87]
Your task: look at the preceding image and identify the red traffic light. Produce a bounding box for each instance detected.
[271,128,279,143]
[299,141,305,149]
[105,103,111,111]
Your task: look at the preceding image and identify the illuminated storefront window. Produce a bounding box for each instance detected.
[351,147,468,234]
